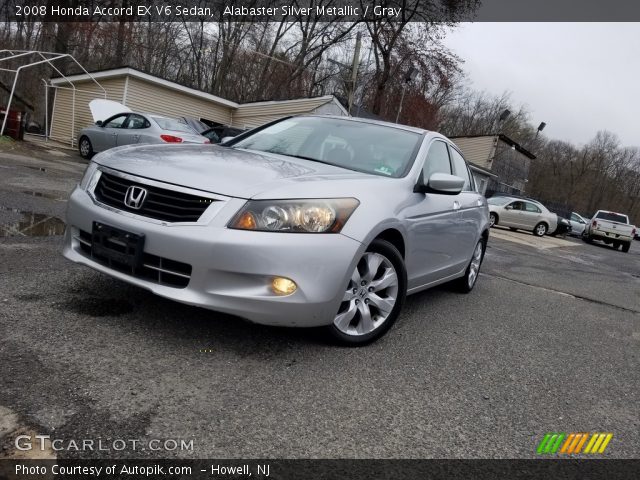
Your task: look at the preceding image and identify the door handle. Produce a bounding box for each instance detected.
[453,201,461,211]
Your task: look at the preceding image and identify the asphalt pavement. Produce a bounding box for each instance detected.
[0,146,638,460]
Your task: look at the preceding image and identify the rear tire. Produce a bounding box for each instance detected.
[622,242,631,253]
[79,136,94,159]
[533,222,548,237]
[455,239,486,293]
[327,239,407,346]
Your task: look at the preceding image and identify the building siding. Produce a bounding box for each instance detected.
[232,97,338,128]
[451,136,496,169]
[123,77,233,126]
[50,77,126,144]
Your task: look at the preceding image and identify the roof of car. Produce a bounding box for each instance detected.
[303,115,429,135]
[491,194,544,206]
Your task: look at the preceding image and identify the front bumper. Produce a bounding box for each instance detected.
[63,187,364,327]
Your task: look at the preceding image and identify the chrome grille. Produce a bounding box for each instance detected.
[94,172,215,222]
[75,229,192,288]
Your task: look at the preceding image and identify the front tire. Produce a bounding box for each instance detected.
[455,239,486,293]
[327,239,407,346]
[79,136,94,159]
[489,213,498,227]
[534,222,548,237]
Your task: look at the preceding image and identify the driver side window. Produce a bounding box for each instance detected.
[422,141,451,183]
[104,114,129,129]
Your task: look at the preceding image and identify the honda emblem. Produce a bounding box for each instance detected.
[124,186,147,210]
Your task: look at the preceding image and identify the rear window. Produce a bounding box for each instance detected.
[595,212,628,224]
[151,116,195,134]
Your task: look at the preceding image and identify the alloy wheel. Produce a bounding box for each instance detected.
[333,252,399,336]
[80,139,90,157]
[468,241,483,288]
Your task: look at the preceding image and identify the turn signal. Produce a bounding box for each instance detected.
[271,277,297,296]
[234,211,257,230]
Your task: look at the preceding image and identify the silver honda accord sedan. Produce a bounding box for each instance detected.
[63,116,489,345]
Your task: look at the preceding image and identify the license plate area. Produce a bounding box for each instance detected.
[91,221,145,268]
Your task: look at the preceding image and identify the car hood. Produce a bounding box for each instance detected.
[89,99,131,122]
[93,144,383,199]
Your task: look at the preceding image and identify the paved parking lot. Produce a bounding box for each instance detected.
[0,147,639,459]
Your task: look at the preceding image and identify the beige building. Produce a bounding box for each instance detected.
[49,67,348,145]
[451,134,535,196]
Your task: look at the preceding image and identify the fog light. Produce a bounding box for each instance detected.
[272,277,297,295]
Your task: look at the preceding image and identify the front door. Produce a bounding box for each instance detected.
[95,113,129,151]
[404,140,465,289]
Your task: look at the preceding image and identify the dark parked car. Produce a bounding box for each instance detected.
[205,125,247,143]
[550,215,572,237]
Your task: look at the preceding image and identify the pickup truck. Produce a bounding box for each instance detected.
[582,210,636,252]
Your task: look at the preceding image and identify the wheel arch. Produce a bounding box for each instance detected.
[373,228,406,259]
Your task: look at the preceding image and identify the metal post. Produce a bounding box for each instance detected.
[71,88,76,147]
[348,32,362,115]
[396,84,407,123]
[356,43,373,118]
[0,72,19,136]
[43,79,48,142]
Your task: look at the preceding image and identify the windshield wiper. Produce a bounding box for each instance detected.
[283,154,333,164]
[263,151,341,167]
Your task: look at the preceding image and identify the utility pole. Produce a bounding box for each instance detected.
[348,32,362,115]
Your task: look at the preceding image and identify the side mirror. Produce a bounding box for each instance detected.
[505,205,513,210]
[414,172,465,195]
[95,120,103,127]
[221,136,235,144]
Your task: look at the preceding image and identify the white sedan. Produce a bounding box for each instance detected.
[488,195,557,237]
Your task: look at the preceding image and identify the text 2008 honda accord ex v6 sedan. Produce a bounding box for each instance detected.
[63,116,489,345]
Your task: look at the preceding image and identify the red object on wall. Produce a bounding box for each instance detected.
[0,107,25,140]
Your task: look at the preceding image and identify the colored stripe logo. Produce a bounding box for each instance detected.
[537,433,612,454]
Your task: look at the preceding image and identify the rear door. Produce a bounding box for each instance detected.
[522,201,543,228]
[116,114,149,146]
[448,144,482,256]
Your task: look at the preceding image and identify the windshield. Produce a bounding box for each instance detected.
[595,211,628,223]
[230,117,423,177]
[487,196,512,206]
[151,116,196,134]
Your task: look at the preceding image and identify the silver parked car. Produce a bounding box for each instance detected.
[79,106,210,159]
[63,116,490,345]
[568,212,588,236]
[487,195,557,236]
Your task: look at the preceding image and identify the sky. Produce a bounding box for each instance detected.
[442,23,640,148]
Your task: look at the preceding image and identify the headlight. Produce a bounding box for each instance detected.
[79,162,99,191]
[228,198,359,233]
